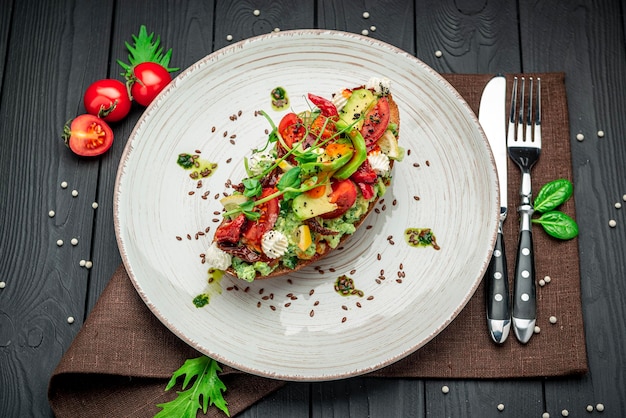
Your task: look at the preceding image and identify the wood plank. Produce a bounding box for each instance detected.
[213,0,315,50]
[425,380,544,417]
[519,0,626,415]
[312,378,424,418]
[0,1,113,417]
[318,0,416,53]
[0,0,13,86]
[414,0,520,74]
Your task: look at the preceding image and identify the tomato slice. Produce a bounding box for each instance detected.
[319,179,357,219]
[215,213,247,244]
[361,97,390,149]
[242,188,280,253]
[62,114,114,157]
[278,113,305,149]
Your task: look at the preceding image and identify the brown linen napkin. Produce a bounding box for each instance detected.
[48,73,587,418]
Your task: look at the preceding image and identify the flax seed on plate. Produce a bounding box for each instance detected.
[310,310,315,317]
[342,317,347,323]
[350,269,356,275]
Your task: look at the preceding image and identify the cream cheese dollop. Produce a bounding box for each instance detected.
[331,89,349,112]
[261,230,289,259]
[206,242,232,270]
[248,151,275,176]
[365,77,391,96]
[368,150,390,175]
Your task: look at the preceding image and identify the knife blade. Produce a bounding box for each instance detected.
[479,75,511,344]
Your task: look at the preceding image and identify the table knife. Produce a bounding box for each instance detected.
[479,75,510,344]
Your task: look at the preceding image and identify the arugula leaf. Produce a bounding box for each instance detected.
[156,356,230,417]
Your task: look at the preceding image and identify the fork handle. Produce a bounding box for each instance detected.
[512,211,536,344]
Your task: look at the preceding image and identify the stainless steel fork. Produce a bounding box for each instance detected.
[507,76,541,344]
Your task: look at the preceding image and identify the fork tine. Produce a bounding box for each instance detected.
[517,77,525,142]
[526,78,533,143]
[534,78,542,146]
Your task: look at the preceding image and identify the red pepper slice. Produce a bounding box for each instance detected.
[308,93,339,117]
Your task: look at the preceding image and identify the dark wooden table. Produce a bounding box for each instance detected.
[1,1,625,417]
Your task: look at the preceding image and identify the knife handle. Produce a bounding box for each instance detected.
[512,211,536,343]
[485,228,510,343]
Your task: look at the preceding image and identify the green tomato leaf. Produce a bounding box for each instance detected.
[156,356,230,418]
[532,210,579,240]
[534,179,573,213]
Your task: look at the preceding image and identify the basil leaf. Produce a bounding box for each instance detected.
[534,179,573,213]
[277,166,301,191]
[532,210,579,240]
[242,178,261,198]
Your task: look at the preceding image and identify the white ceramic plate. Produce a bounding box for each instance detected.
[114,30,498,381]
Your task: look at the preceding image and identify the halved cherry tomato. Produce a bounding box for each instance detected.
[242,188,280,252]
[278,113,306,149]
[320,179,357,219]
[130,62,172,106]
[62,114,114,157]
[83,79,132,122]
[361,97,390,149]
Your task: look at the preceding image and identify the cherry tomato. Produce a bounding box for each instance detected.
[361,97,390,149]
[62,114,114,157]
[83,79,132,122]
[320,179,357,219]
[130,62,172,106]
[278,113,305,149]
[242,188,280,253]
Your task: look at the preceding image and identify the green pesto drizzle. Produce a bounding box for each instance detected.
[404,228,440,250]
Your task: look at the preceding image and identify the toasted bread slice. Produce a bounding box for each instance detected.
[215,91,400,280]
